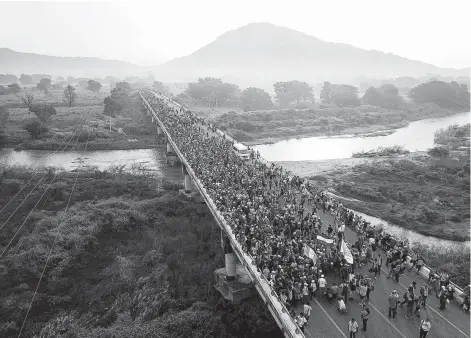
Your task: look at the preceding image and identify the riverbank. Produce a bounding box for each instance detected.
[212,104,466,145]
[0,167,281,338]
[292,151,470,241]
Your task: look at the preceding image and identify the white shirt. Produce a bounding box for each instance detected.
[303,304,312,316]
[348,321,358,332]
[319,278,327,288]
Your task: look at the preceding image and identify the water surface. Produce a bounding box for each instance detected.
[254,112,470,161]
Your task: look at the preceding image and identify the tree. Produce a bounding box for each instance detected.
[30,104,56,122]
[409,81,470,110]
[0,74,18,84]
[66,76,76,84]
[78,79,89,89]
[15,92,35,111]
[115,82,132,93]
[362,84,403,109]
[0,106,8,145]
[56,76,65,81]
[320,81,333,104]
[0,106,9,129]
[87,79,102,92]
[63,85,77,107]
[37,78,52,93]
[185,78,240,104]
[240,87,273,111]
[124,76,140,83]
[152,81,169,94]
[104,87,132,116]
[322,83,360,107]
[23,118,48,139]
[32,74,52,83]
[273,80,313,106]
[6,83,21,94]
[20,74,33,85]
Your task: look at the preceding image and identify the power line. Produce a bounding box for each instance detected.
[0,109,93,259]
[16,114,93,338]
[0,110,91,233]
[0,112,91,216]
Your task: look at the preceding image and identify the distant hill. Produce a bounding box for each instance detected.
[0,48,149,78]
[153,22,470,91]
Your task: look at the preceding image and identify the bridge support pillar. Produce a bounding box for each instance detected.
[166,141,174,154]
[151,116,154,123]
[214,231,255,303]
[157,125,163,136]
[182,166,193,191]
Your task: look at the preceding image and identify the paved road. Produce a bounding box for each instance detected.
[298,210,470,338]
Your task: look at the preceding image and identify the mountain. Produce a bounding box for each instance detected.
[0,48,150,78]
[153,22,470,91]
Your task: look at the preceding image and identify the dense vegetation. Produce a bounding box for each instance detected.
[0,167,280,338]
[331,156,470,241]
[352,146,410,158]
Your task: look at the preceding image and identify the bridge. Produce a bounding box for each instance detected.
[139,90,470,338]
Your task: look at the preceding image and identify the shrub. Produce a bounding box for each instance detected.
[30,104,57,122]
[23,118,48,139]
[428,146,450,158]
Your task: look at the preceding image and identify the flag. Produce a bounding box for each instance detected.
[340,240,354,264]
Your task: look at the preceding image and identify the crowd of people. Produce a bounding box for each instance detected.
[141,91,470,336]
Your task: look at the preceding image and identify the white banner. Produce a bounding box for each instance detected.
[340,240,354,264]
[317,235,334,244]
[304,245,318,265]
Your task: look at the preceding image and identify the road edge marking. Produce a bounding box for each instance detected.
[313,298,348,338]
[368,301,408,338]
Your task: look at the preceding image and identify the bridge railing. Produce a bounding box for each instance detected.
[140,92,306,338]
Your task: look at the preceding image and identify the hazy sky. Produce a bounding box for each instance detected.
[1,0,470,69]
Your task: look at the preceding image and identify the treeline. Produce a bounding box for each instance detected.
[178,77,470,112]
[0,167,280,338]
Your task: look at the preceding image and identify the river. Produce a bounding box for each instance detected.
[0,112,469,249]
[253,111,470,161]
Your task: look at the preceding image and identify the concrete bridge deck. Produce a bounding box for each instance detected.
[140,90,470,338]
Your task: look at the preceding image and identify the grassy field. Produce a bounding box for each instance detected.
[0,167,280,338]
[1,90,160,150]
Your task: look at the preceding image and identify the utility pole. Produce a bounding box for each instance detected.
[109,115,112,132]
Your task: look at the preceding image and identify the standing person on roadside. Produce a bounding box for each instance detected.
[419,317,431,338]
[420,284,429,306]
[361,305,370,331]
[318,274,327,299]
[439,286,447,310]
[388,290,400,318]
[348,318,359,338]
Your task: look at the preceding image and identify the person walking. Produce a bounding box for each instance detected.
[303,301,312,322]
[348,318,359,338]
[361,306,370,331]
[419,317,431,338]
[388,290,400,318]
